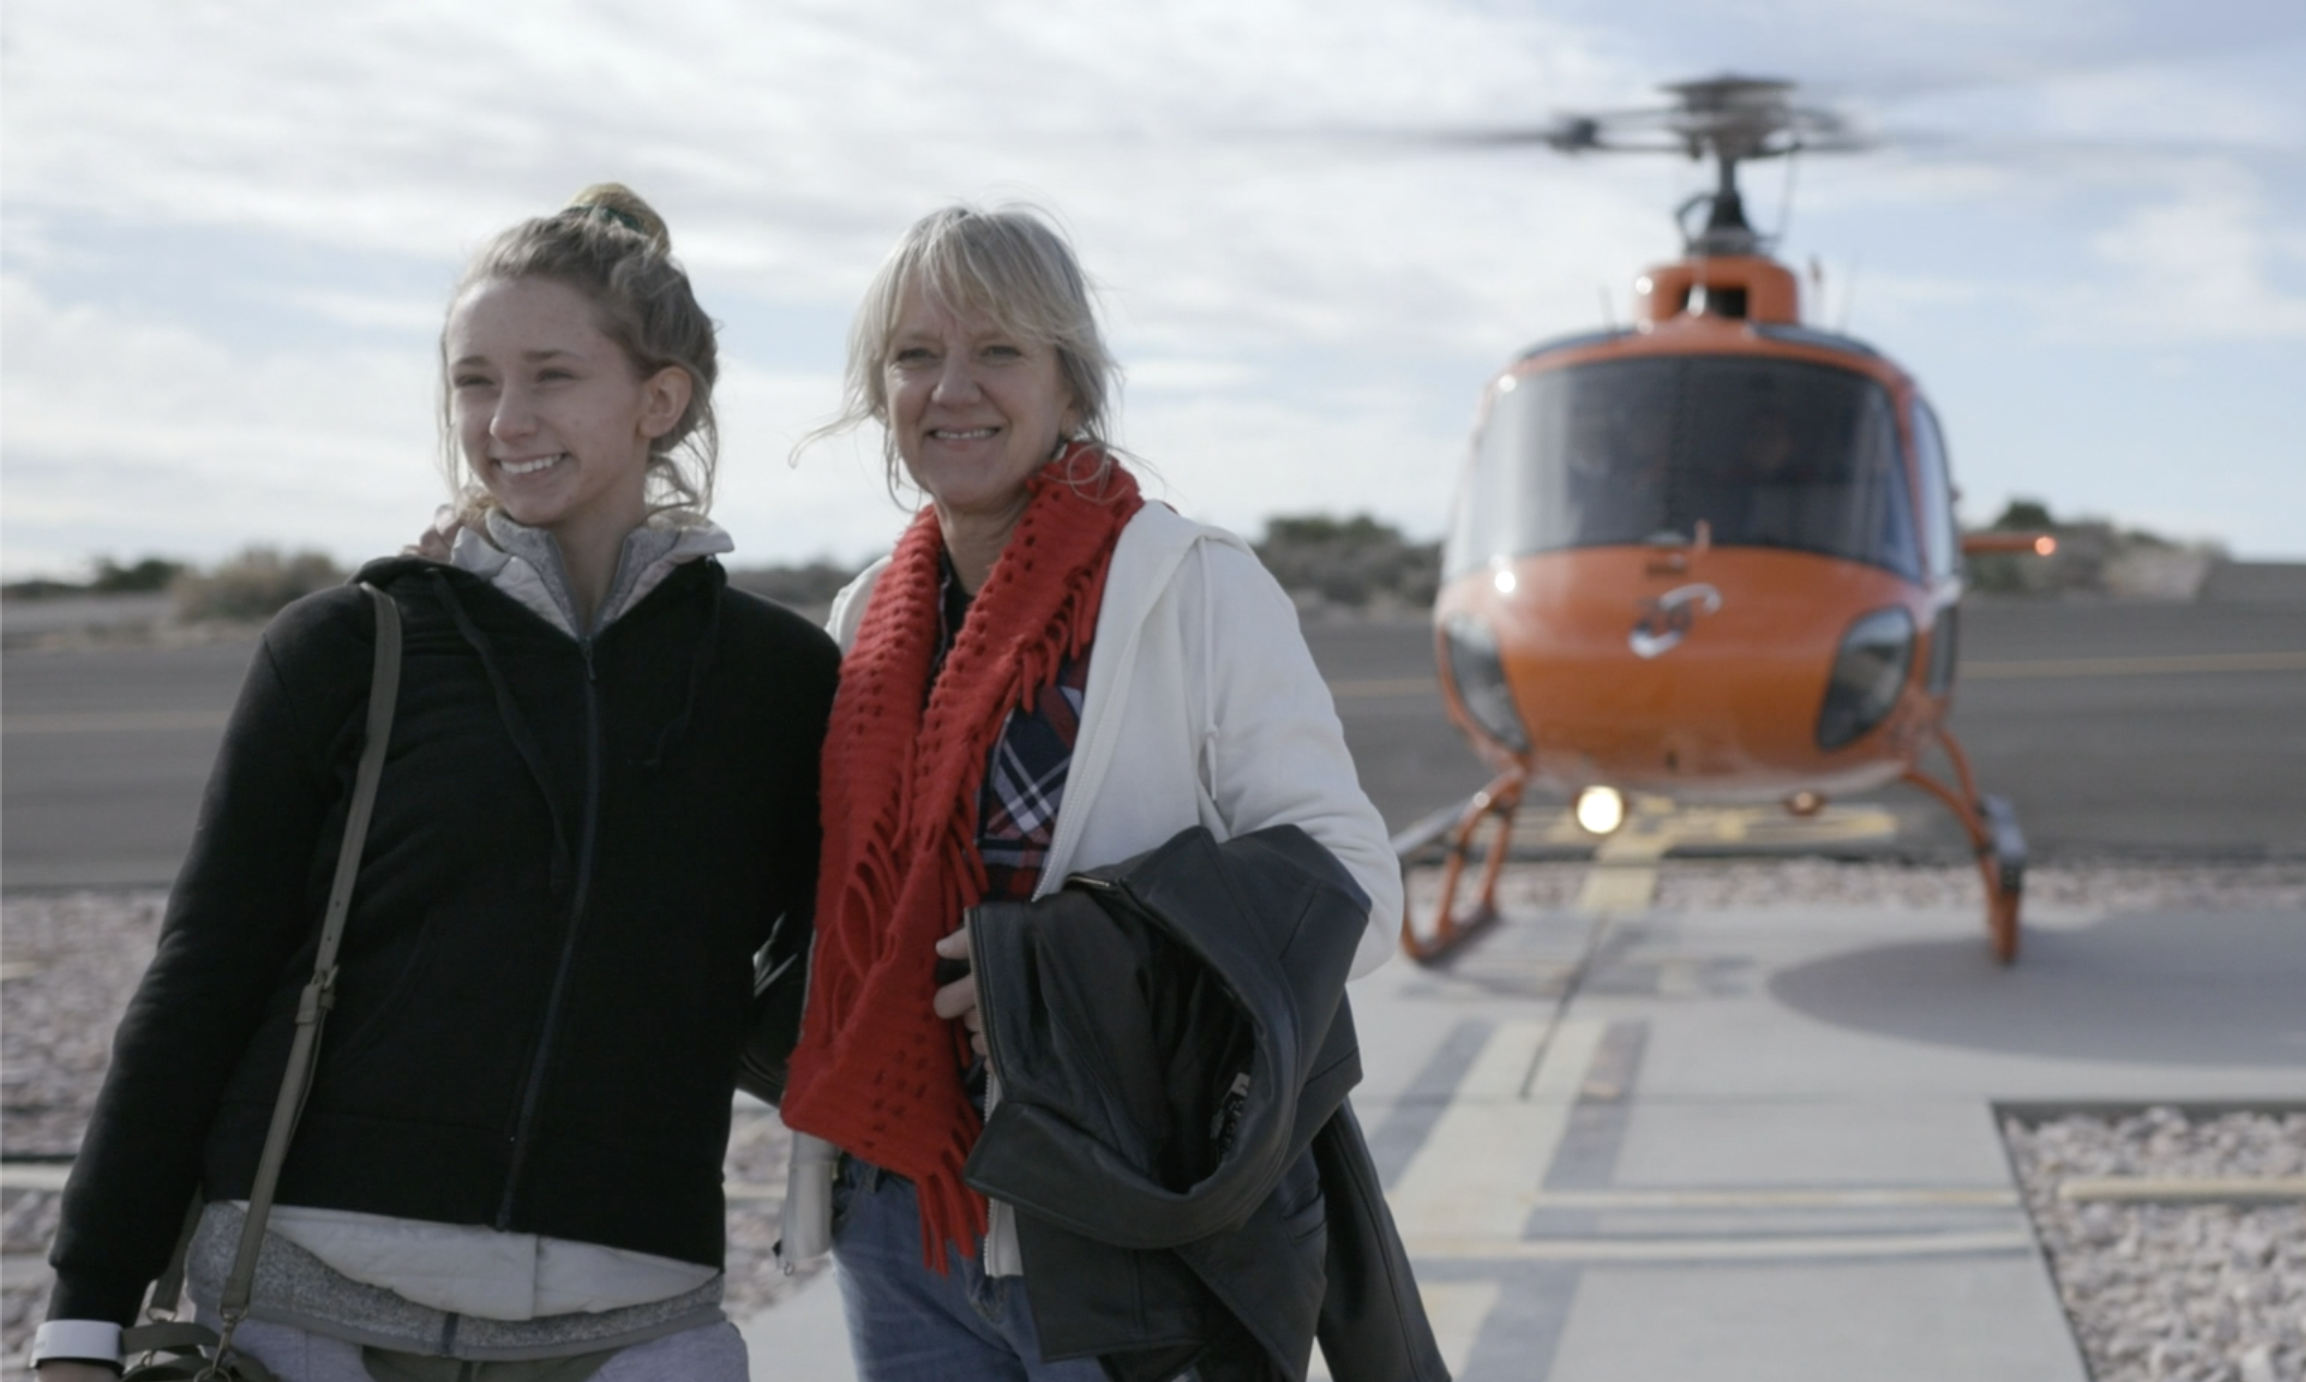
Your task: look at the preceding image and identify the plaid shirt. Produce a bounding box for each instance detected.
[934,561,1092,1110]
[933,558,1091,904]
[978,652,1091,901]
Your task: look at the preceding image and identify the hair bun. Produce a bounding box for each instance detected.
[568,183,671,253]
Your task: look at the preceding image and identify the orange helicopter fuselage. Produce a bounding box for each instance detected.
[1434,254,1961,803]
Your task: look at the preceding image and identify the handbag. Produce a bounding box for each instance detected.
[118,583,403,1382]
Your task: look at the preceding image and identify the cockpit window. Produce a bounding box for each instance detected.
[1446,356,1922,580]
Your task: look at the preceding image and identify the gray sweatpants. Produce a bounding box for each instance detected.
[212,1316,749,1382]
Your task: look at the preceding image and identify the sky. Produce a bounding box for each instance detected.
[4,0,2303,579]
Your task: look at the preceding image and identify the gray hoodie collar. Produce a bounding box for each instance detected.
[451,511,735,638]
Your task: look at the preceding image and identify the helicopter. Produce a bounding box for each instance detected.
[1407,76,2052,965]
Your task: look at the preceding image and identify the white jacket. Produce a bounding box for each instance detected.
[781,503,1400,1272]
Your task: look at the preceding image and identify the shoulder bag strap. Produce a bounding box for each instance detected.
[213,582,402,1327]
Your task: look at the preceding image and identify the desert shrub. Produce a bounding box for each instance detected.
[1965,499,2222,597]
[91,556,187,593]
[173,547,345,622]
[1254,514,1440,609]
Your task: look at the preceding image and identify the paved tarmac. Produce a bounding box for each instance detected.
[1318,597,2306,860]
[4,597,2302,889]
[742,869,2306,1381]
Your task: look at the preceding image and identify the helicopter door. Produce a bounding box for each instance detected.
[1910,399,1959,583]
[1446,356,1924,581]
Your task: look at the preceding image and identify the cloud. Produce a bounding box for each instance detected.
[1,276,443,574]
[5,0,2303,569]
[2087,166,2306,341]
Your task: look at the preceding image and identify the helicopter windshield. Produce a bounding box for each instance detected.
[1447,356,1922,580]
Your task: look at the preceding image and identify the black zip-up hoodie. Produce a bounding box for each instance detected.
[48,554,839,1326]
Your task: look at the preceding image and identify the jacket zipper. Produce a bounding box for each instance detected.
[496,637,604,1227]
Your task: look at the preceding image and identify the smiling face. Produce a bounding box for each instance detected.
[884,281,1078,527]
[446,276,690,556]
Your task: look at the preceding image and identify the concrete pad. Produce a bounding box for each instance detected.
[1544,1258,2088,1382]
[1324,885,2306,1381]
[740,1268,854,1382]
[1611,1098,2015,1188]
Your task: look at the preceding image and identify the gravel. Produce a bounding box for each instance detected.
[2004,1108,2306,1382]
[1401,857,2306,917]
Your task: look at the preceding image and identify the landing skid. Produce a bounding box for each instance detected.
[1900,725,2027,964]
[1396,767,1525,965]
[1396,729,2027,965]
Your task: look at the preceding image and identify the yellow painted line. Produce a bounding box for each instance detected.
[1967,650,2306,680]
[1326,676,1440,699]
[1560,799,1901,910]
[4,710,231,734]
[1522,1187,2021,1211]
[1406,1229,2035,1263]
[1389,1019,1606,1239]
[1520,802,1901,852]
[2058,1176,2306,1204]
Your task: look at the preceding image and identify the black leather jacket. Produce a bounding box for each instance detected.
[965,826,1448,1382]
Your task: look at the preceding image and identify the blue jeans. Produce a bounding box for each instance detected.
[830,1160,1106,1382]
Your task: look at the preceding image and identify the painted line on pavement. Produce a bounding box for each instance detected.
[1966,650,2306,679]
[1405,1229,2036,1263]
[1574,829,1670,913]
[2057,1176,2306,1204]
[1326,676,1440,699]
[1385,1017,1604,1376]
[1388,1018,1606,1239]
[4,710,231,734]
[1520,1186,2021,1211]
[0,1164,71,1191]
[1308,1281,1499,1382]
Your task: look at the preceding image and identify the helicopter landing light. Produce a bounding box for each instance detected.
[1494,569,1518,594]
[1575,785,1627,836]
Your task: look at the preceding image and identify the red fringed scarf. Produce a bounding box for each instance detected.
[781,445,1143,1267]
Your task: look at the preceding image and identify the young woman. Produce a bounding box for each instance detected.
[776,205,1403,1380]
[34,186,840,1382]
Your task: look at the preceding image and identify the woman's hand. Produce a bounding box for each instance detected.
[931,927,987,1058]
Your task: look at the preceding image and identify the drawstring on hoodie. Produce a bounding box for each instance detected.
[431,571,578,897]
[643,584,720,769]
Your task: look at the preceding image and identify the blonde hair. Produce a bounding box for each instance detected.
[441,183,720,519]
[806,203,1122,494]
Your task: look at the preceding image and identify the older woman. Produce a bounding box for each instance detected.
[777,205,1402,1381]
